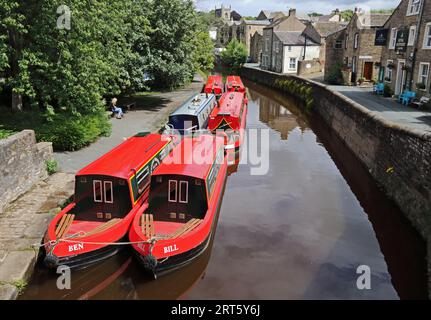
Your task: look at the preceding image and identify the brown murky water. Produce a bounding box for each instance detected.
[20,80,428,300]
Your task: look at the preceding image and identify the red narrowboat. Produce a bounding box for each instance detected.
[207,92,248,162]
[43,133,176,270]
[225,75,246,94]
[129,134,228,277]
[203,75,224,97]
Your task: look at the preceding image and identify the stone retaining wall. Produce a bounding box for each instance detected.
[0,130,53,214]
[241,66,431,297]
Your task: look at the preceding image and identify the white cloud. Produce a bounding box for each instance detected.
[195,0,400,16]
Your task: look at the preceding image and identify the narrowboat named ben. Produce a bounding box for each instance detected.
[43,133,175,270]
[129,134,228,277]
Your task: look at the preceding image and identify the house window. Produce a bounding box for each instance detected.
[407,0,422,16]
[418,63,429,88]
[289,58,297,70]
[288,46,292,52]
[423,23,431,49]
[265,39,270,51]
[385,60,393,82]
[345,35,349,49]
[274,41,279,53]
[334,39,343,49]
[408,26,416,46]
[354,33,359,49]
[389,28,397,49]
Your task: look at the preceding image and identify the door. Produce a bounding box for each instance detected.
[363,62,373,81]
[395,60,406,95]
[93,179,114,220]
[168,179,189,220]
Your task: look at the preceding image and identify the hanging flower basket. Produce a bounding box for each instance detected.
[387,63,395,69]
[402,65,410,71]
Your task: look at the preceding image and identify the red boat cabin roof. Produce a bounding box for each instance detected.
[204,75,224,94]
[152,135,225,180]
[77,133,171,180]
[226,76,245,92]
[216,92,244,118]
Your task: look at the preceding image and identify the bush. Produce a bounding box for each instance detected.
[38,113,112,151]
[221,39,248,68]
[326,62,343,85]
[383,84,393,97]
[45,159,58,175]
[0,108,112,151]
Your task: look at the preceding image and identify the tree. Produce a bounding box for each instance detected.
[221,39,247,68]
[341,9,354,21]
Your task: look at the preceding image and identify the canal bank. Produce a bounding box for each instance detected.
[240,66,431,297]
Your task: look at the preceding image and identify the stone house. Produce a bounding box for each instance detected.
[310,9,345,23]
[238,19,271,55]
[250,31,263,63]
[379,0,431,97]
[324,29,347,82]
[257,10,289,22]
[261,9,321,75]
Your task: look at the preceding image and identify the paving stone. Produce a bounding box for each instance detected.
[0,284,18,300]
[0,251,37,283]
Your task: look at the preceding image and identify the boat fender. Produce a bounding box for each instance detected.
[44,252,59,269]
[142,254,157,274]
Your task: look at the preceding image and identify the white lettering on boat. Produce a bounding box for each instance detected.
[68,243,84,252]
[164,244,179,254]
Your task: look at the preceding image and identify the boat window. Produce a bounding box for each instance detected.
[137,166,150,194]
[168,180,177,202]
[93,180,103,203]
[179,181,189,204]
[104,181,113,203]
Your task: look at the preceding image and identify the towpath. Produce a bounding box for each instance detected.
[56,74,204,173]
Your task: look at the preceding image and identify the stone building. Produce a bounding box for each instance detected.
[379,0,431,97]
[215,5,242,22]
[250,31,264,63]
[261,9,321,75]
[324,29,347,82]
[324,9,390,84]
[238,19,271,55]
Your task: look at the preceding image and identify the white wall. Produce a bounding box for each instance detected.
[282,45,320,74]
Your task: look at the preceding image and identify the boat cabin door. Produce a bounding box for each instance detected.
[168,179,189,220]
[93,179,115,220]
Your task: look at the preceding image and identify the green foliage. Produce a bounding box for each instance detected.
[0,108,111,151]
[221,39,247,68]
[341,10,354,21]
[308,13,323,17]
[45,159,58,175]
[326,62,343,85]
[383,84,393,97]
[371,9,395,14]
[274,79,314,112]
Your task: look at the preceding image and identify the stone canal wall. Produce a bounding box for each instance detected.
[0,130,53,214]
[241,66,431,296]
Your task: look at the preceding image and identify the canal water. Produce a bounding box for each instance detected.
[20,80,428,300]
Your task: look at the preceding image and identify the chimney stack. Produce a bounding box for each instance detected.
[289,8,296,17]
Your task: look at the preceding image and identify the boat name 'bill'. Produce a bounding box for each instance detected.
[164,244,179,254]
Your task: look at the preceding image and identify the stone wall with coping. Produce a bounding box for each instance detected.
[298,59,323,76]
[241,66,431,296]
[0,130,53,214]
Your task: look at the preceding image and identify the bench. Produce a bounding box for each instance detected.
[81,218,122,237]
[411,96,430,110]
[141,214,155,238]
[55,214,75,239]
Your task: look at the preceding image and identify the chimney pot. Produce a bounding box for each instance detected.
[289,8,297,17]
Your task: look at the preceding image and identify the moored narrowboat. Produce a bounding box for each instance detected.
[208,92,248,163]
[167,93,217,135]
[43,133,176,270]
[225,75,246,94]
[129,134,228,277]
[203,75,224,98]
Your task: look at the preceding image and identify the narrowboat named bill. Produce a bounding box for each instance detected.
[129,134,228,277]
[43,133,176,270]
[167,93,217,134]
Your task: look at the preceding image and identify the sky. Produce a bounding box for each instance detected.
[194,0,401,16]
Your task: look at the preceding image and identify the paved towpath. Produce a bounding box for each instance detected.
[56,75,204,173]
[326,85,431,133]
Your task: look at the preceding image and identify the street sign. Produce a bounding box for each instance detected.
[375,29,388,46]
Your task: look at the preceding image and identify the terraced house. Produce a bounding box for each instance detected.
[379,0,431,97]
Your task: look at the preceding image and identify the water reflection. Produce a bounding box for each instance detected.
[20,79,428,300]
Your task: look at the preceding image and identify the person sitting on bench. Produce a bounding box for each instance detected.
[110,98,124,119]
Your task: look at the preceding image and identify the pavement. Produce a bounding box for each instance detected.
[0,173,75,299]
[325,85,431,133]
[55,74,205,173]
